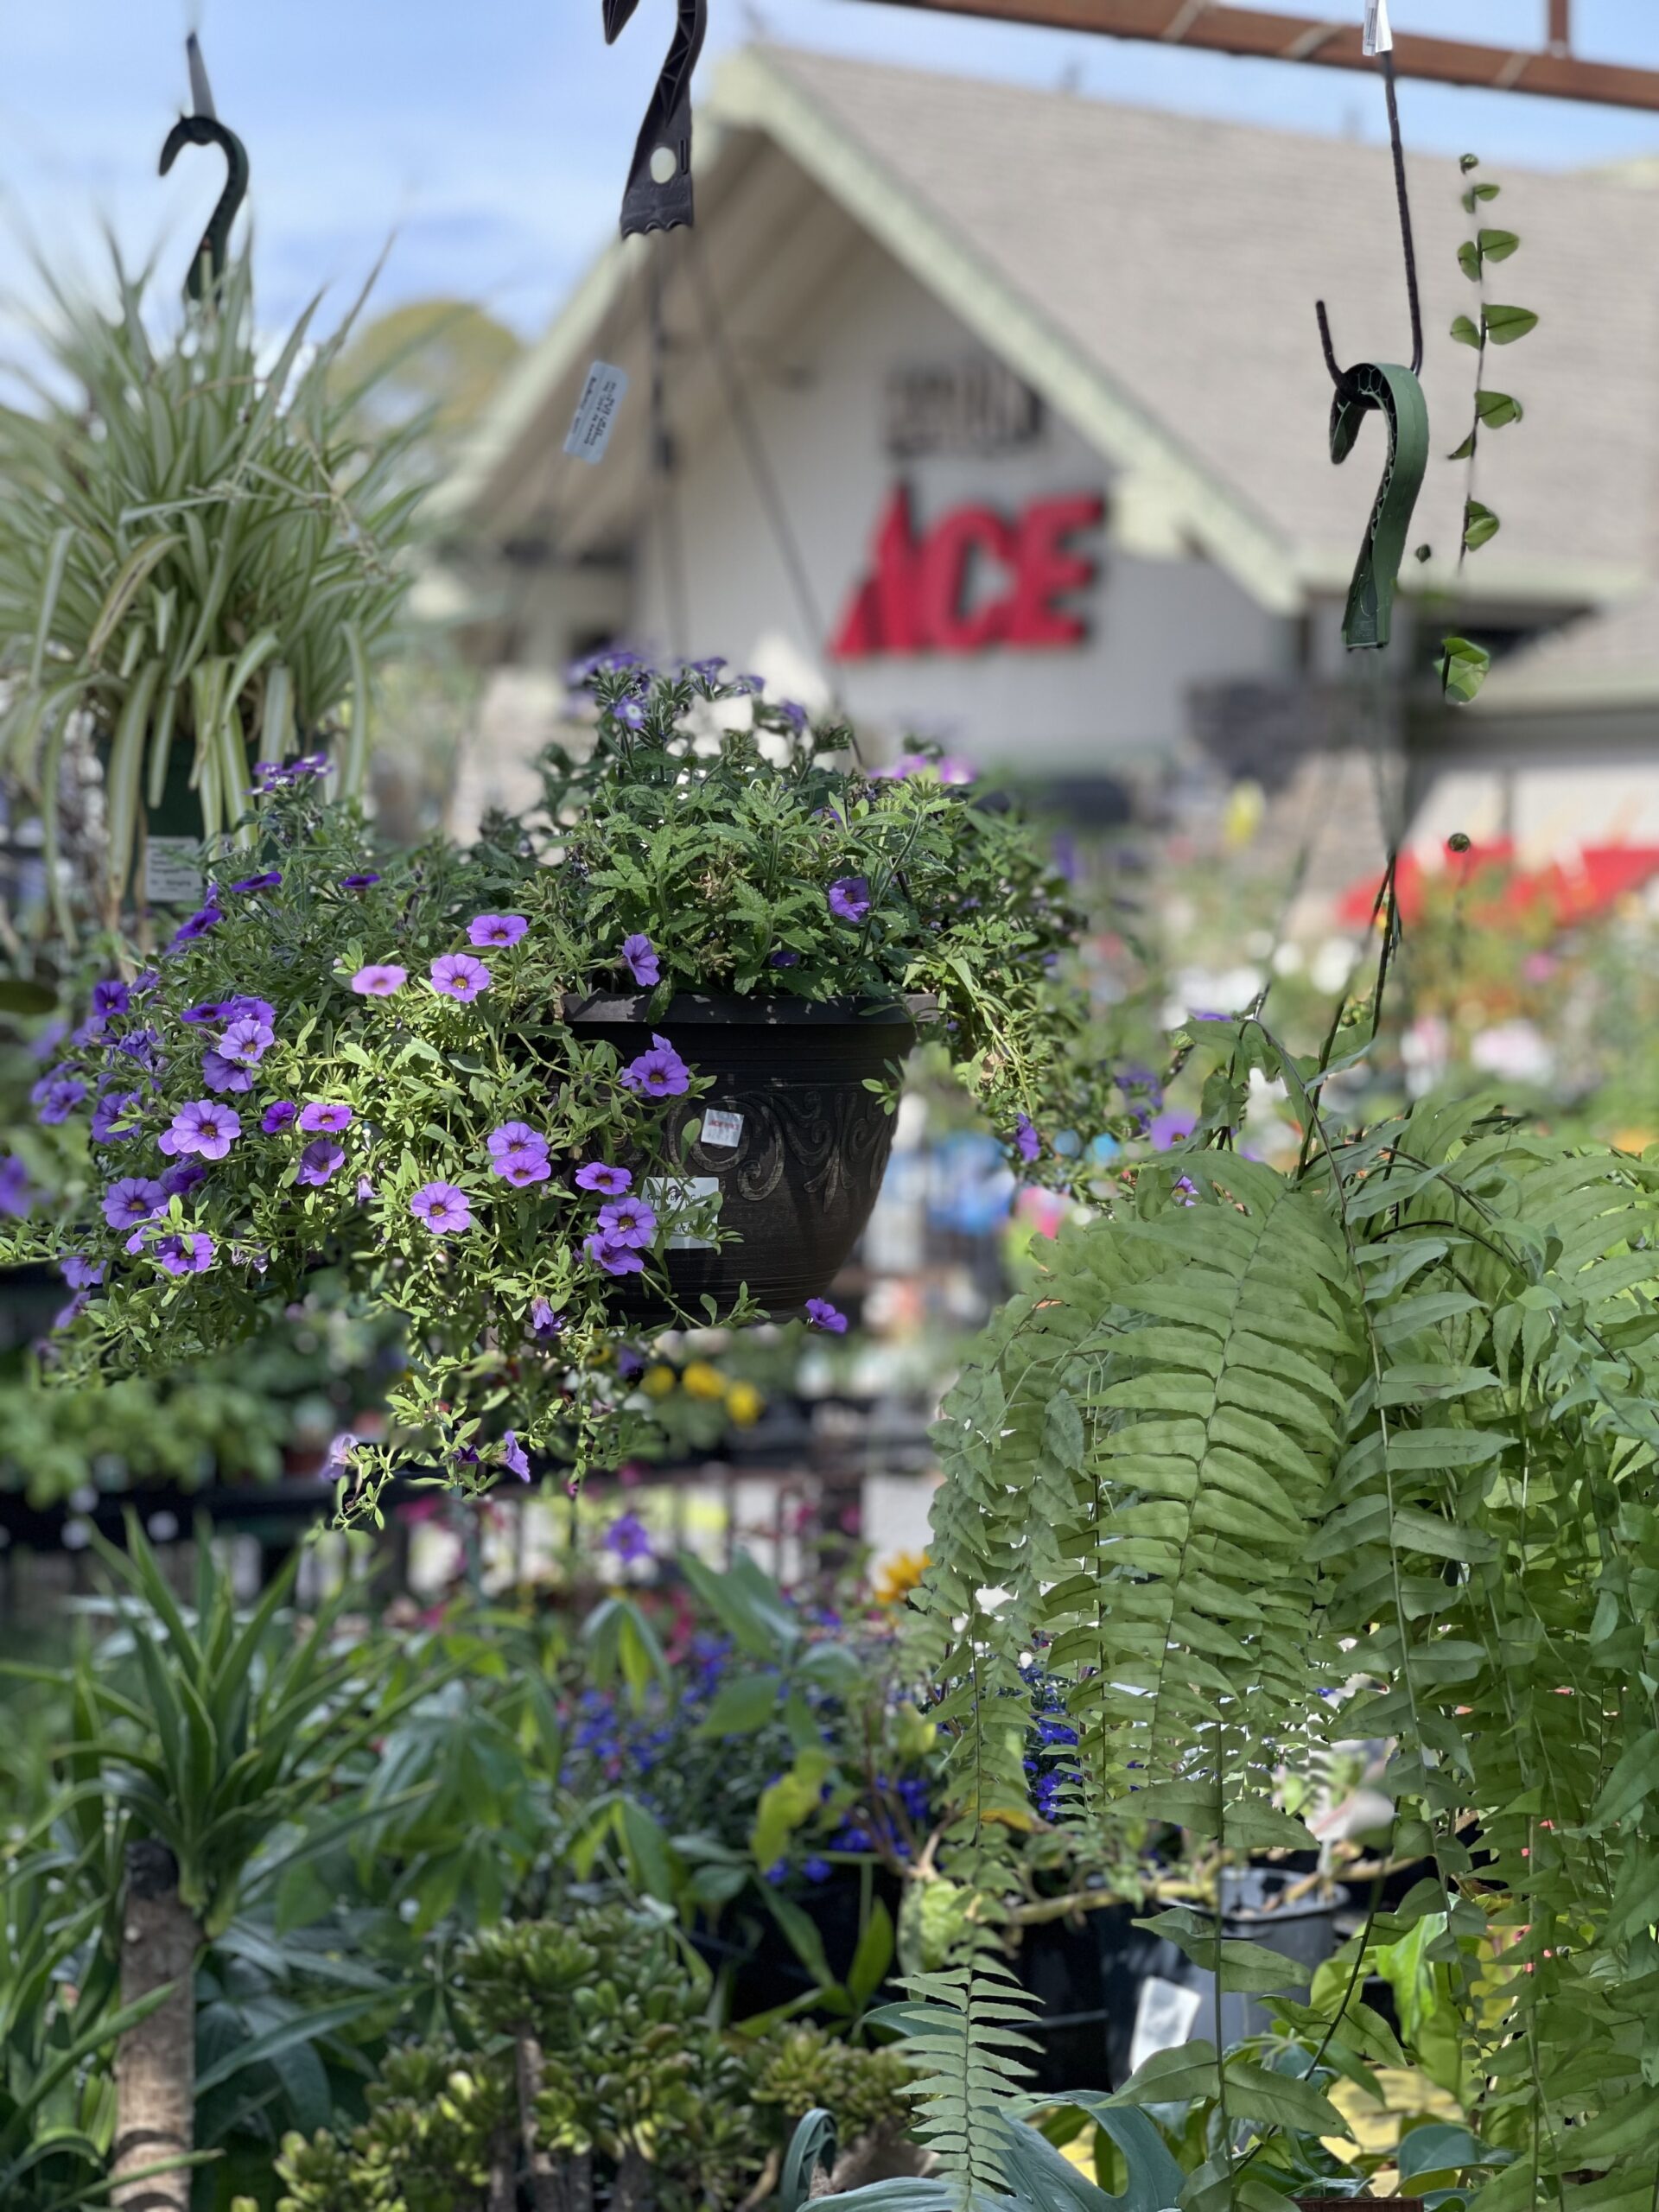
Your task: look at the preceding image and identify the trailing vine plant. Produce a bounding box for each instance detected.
[1437,156,1537,705]
[886,894,1659,2209]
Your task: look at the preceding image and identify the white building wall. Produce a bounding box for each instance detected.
[632,236,1295,776]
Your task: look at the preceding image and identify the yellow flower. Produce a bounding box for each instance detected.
[682,1360,727,1402]
[873,1549,930,1606]
[725,1380,765,1427]
[643,1364,677,1398]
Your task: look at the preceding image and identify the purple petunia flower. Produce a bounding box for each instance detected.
[768,950,800,969]
[261,1101,298,1134]
[529,1296,564,1340]
[218,1018,274,1067]
[597,1195,657,1249]
[170,906,223,948]
[500,1431,531,1481]
[620,932,660,987]
[495,1148,551,1188]
[487,1122,547,1160]
[104,1176,167,1230]
[805,1297,849,1334]
[229,871,283,893]
[151,1231,215,1276]
[575,1161,632,1195]
[340,872,382,891]
[351,963,406,996]
[616,1347,645,1381]
[226,996,276,1027]
[826,876,871,925]
[614,696,647,731]
[91,978,130,1021]
[91,1090,142,1145]
[1149,1109,1197,1152]
[620,1033,690,1099]
[1014,1114,1040,1165]
[296,1137,346,1187]
[604,1510,653,1563]
[0,1156,31,1217]
[54,1293,89,1331]
[181,1001,230,1027]
[61,1255,105,1290]
[298,1101,353,1135]
[32,1071,86,1125]
[410,1181,472,1235]
[431,952,491,1003]
[168,1099,241,1160]
[685,655,726,681]
[467,914,529,950]
[200,1050,253,1095]
[159,1159,208,1201]
[585,1230,645,1277]
[778,699,808,733]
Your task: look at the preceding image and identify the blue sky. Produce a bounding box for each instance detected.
[1,0,1656,346]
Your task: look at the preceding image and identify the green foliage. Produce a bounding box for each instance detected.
[905,1056,1659,2209]
[1440,156,1535,706]
[275,1910,913,2212]
[0,251,428,912]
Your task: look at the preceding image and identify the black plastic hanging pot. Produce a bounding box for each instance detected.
[0,1264,66,1357]
[563,990,919,1325]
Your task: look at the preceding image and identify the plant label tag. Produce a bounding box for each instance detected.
[646,1174,721,1250]
[145,835,204,906]
[564,362,629,465]
[701,1109,745,1150]
[1128,1977,1203,2077]
[1363,0,1393,54]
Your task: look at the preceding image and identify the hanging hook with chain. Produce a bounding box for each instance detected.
[1315,41,1428,651]
[603,0,708,236]
[158,33,250,305]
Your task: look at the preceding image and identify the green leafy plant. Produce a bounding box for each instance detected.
[1438,156,1537,705]
[0,249,427,929]
[892,944,1659,2209]
[0,661,1097,1512]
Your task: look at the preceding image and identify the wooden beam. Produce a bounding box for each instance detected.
[846,0,1659,113]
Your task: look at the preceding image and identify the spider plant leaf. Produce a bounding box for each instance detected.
[343,620,371,792]
[83,531,181,669]
[105,657,163,899]
[28,525,75,687]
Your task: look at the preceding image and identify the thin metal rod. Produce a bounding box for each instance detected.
[1381,49,1423,376]
[842,0,1659,114]
[646,245,690,662]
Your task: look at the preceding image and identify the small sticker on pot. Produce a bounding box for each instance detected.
[145,835,204,906]
[1128,1977,1202,2076]
[645,1174,721,1250]
[701,1109,745,1150]
[564,361,629,464]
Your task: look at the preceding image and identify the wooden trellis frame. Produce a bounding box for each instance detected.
[836,1,1659,115]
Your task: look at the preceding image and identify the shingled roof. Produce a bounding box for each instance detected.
[451,43,1659,619]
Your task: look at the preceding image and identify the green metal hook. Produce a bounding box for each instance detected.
[158,37,250,304]
[1319,305,1429,652]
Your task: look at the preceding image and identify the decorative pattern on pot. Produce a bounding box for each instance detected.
[565,991,919,1324]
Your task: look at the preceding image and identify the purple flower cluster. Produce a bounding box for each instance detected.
[488,1122,551,1188]
[826,876,872,925]
[431,952,490,1003]
[251,752,328,794]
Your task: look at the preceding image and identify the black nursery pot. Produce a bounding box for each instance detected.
[564,990,918,1325]
[0,1263,65,1357]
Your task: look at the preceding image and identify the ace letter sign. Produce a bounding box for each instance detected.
[831,484,1104,659]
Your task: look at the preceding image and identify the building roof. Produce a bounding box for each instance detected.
[448,43,1659,620]
[1477,586,1659,712]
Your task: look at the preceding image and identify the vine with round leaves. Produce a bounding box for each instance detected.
[1437,156,1538,706]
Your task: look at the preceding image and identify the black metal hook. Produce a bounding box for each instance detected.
[158,35,250,303]
[604,0,708,237]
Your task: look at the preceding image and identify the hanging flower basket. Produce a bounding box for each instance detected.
[565,990,922,1322]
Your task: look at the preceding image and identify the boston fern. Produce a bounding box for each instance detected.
[899,1020,1659,2209]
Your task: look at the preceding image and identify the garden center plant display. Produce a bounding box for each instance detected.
[0,660,1092,1516]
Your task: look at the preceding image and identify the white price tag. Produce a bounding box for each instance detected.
[564,361,629,464]
[1363,0,1393,54]
[144,835,204,906]
[1128,1978,1204,2077]
[700,1109,745,1151]
[645,1174,721,1251]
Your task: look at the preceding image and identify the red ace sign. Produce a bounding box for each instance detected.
[831,484,1104,659]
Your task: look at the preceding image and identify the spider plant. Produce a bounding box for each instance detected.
[0,247,429,932]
